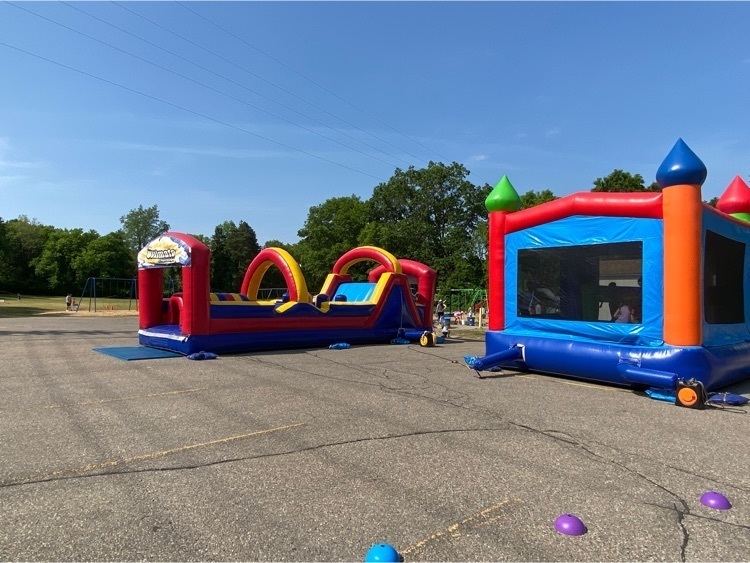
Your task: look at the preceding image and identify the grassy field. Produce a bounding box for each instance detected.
[445,323,487,341]
[0,294,487,341]
[0,294,138,318]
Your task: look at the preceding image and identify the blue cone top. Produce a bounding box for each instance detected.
[365,543,402,562]
[656,138,707,189]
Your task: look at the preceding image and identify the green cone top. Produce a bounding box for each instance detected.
[485,175,521,213]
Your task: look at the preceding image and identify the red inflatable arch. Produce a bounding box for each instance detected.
[331,246,402,276]
[369,259,437,327]
[240,247,309,302]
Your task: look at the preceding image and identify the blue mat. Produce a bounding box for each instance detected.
[93,346,184,361]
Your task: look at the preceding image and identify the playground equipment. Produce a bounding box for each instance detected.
[137,236,436,355]
[444,288,486,316]
[442,288,486,326]
[470,139,750,392]
[79,277,137,312]
[78,276,181,312]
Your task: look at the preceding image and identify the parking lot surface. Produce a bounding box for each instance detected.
[1,316,748,561]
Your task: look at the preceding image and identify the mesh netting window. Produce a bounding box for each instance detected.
[518,242,643,322]
[704,230,745,325]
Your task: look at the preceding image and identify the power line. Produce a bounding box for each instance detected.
[67,1,413,169]
[115,0,428,170]
[8,1,403,172]
[177,2,492,185]
[175,1,445,169]
[0,41,386,182]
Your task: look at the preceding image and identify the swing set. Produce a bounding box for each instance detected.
[78,277,181,313]
[78,275,284,313]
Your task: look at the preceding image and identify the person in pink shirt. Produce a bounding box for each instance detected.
[613,302,632,323]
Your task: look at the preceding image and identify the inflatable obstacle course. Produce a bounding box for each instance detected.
[137,242,436,355]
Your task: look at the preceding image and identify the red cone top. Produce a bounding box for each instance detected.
[716,176,750,215]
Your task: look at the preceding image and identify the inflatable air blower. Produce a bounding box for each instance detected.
[675,378,707,409]
[420,331,437,347]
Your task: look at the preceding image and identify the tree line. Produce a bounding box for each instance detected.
[0,165,690,298]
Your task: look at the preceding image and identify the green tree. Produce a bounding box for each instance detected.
[191,233,211,246]
[0,217,9,289]
[263,239,299,253]
[227,221,261,290]
[119,204,170,256]
[72,230,134,283]
[357,221,402,253]
[366,162,490,291]
[591,170,659,192]
[468,219,489,284]
[519,189,558,209]
[3,216,54,294]
[210,223,230,292]
[296,195,371,290]
[33,228,99,292]
[210,220,261,292]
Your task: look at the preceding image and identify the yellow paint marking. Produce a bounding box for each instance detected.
[401,499,524,555]
[41,388,208,409]
[476,514,509,527]
[2,423,304,486]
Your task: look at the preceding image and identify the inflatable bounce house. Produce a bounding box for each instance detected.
[136,239,436,355]
[470,139,750,393]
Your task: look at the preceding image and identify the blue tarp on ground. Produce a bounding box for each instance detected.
[93,346,183,361]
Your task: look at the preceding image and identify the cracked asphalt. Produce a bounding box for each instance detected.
[0,316,748,561]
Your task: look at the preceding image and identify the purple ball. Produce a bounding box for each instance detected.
[700,491,732,510]
[554,514,587,536]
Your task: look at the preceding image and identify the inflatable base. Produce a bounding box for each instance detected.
[139,325,404,355]
[484,330,750,391]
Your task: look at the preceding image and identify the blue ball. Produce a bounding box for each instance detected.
[365,543,402,562]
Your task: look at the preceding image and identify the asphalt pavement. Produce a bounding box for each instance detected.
[0,315,748,561]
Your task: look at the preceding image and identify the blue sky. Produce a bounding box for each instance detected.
[1,1,749,245]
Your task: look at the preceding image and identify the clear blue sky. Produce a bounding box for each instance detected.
[1,1,749,245]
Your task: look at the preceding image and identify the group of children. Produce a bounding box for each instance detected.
[437,295,637,326]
